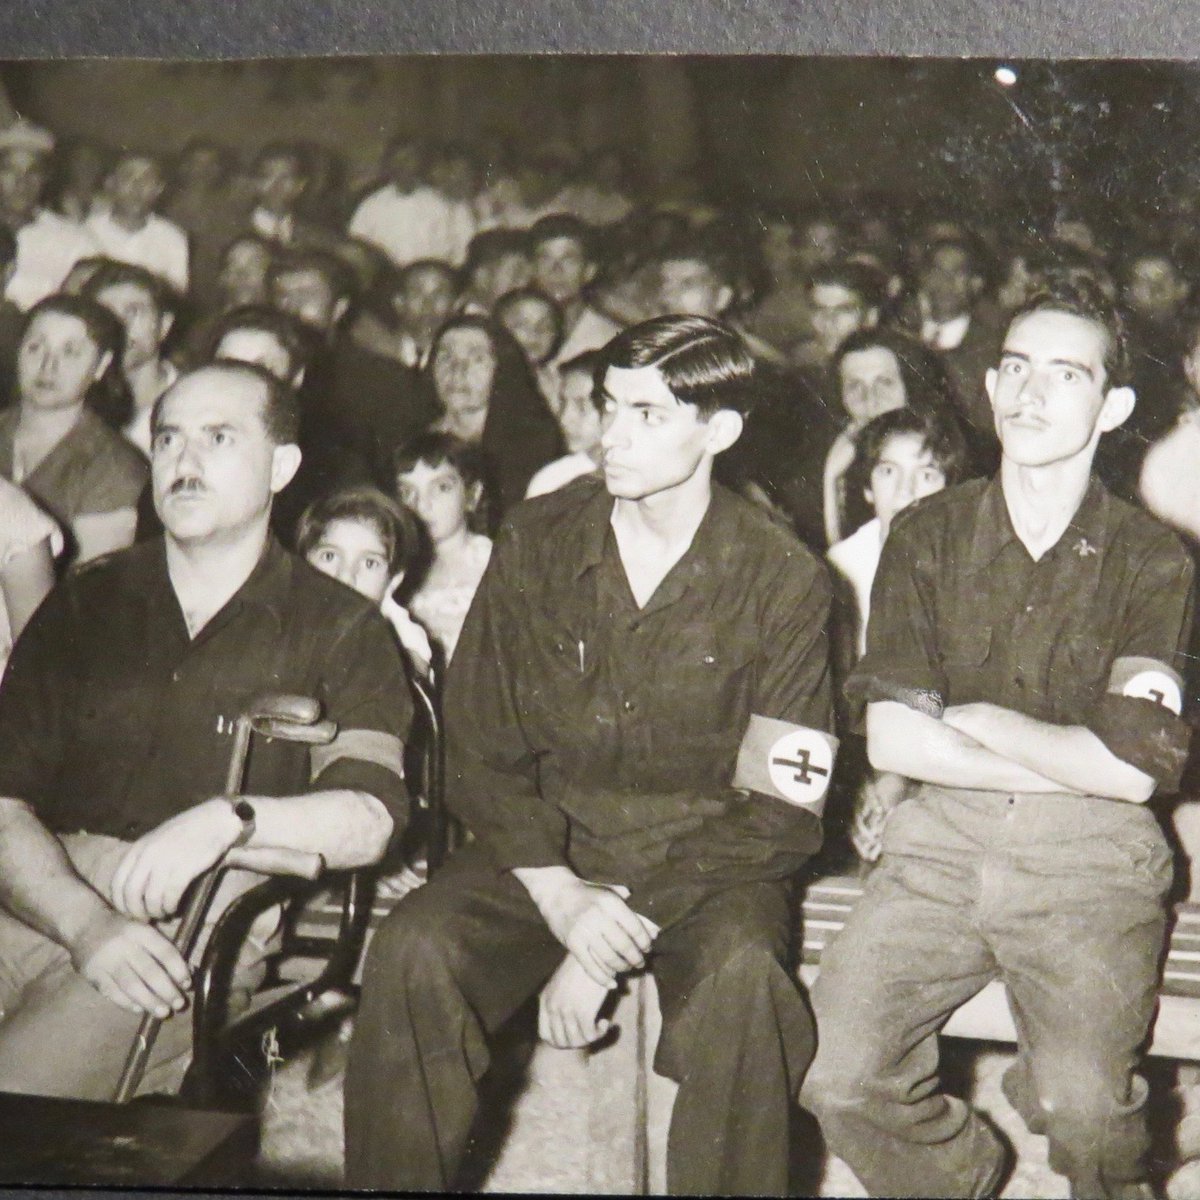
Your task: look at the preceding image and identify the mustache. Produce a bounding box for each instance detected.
[167,476,208,496]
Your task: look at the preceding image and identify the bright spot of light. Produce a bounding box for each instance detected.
[994,66,1018,87]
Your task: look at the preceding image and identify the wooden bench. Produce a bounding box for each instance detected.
[287,875,1200,1191]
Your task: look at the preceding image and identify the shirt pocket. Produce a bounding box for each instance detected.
[661,620,757,740]
[940,623,993,706]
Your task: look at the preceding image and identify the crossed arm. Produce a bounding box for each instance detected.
[867,699,1157,804]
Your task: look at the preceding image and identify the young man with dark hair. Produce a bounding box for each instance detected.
[0,361,410,1099]
[529,212,623,369]
[0,120,99,312]
[802,281,1195,1200]
[85,150,189,296]
[346,315,836,1195]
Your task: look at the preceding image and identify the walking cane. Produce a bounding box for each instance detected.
[113,693,337,1103]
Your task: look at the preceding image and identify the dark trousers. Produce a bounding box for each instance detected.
[800,789,1172,1200]
[344,841,815,1194]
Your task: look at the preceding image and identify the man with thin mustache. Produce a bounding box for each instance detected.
[802,278,1195,1199]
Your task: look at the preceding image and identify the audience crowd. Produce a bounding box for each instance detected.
[3,109,1200,1193]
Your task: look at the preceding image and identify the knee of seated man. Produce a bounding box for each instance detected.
[362,890,465,986]
[1036,1063,1149,1133]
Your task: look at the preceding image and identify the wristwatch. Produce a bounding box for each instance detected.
[228,798,257,848]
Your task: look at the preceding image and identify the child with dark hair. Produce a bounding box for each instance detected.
[295,484,432,676]
[393,431,493,664]
[827,406,970,865]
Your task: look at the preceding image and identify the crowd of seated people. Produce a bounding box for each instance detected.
[4,106,1200,1193]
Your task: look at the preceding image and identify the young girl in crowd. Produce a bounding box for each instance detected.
[827,406,969,865]
[295,484,432,677]
[393,431,493,666]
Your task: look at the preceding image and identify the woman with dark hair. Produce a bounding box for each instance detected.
[0,294,146,564]
[420,312,563,517]
[821,325,967,545]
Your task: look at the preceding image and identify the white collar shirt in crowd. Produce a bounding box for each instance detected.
[250,206,296,244]
[349,183,477,267]
[827,516,884,658]
[550,303,623,371]
[84,209,190,295]
[918,294,972,351]
[524,451,600,499]
[5,209,100,311]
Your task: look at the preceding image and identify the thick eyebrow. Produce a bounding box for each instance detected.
[998,349,1096,379]
[598,389,677,411]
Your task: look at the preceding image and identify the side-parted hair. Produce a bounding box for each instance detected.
[601,314,758,419]
[1007,277,1131,389]
[150,361,300,447]
[295,485,422,578]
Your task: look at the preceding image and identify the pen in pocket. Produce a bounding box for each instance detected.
[578,639,585,672]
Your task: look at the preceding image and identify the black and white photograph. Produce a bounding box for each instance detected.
[0,48,1198,1197]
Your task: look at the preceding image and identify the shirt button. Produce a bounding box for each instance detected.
[622,699,637,713]
[171,668,182,683]
[1008,796,1016,807]
[1025,605,1033,614]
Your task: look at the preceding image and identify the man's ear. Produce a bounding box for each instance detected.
[465,480,484,513]
[94,349,114,381]
[332,297,351,326]
[864,305,880,329]
[270,442,302,494]
[706,408,744,455]
[1099,385,1136,434]
[583,262,597,287]
[716,284,734,315]
[291,366,306,389]
[158,312,175,344]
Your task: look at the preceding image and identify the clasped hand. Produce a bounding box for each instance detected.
[535,874,659,986]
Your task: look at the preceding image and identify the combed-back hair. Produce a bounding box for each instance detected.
[150,361,300,447]
[1008,276,1131,389]
[201,303,311,381]
[601,314,758,419]
[809,258,886,309]
[295,484,423,578]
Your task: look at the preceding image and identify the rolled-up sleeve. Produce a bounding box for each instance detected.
[844,516,946,728]
[1085,534,1194,791]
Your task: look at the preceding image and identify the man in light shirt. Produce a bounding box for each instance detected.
[0,120,99,312]
[85,151,189,296]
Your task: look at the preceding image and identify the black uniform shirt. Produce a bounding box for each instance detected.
[0,537,412,839]
[848,474,1195,790]
[445,475,834,931]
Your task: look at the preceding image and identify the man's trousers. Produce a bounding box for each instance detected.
[801,788,1172,1200]
[344,840,816,1195]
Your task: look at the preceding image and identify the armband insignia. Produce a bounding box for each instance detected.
[732,714,839,816]
[1108,656,1183,716]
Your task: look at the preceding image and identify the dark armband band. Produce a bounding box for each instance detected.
[310,728,405,783]
[732,714,839,817]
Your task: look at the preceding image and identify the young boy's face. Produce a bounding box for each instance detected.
[554,368,603,455]
[866,431,947,536]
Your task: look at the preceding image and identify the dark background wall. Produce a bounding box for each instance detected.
[3,58,1199,220]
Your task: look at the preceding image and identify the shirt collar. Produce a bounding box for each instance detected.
[967,471,1110,575]
[132,534,292,635]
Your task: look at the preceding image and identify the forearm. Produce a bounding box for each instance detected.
[867,701,1080,794]
[944,704,1156,804]
[239,789,394,869]
[0,797,111,951]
